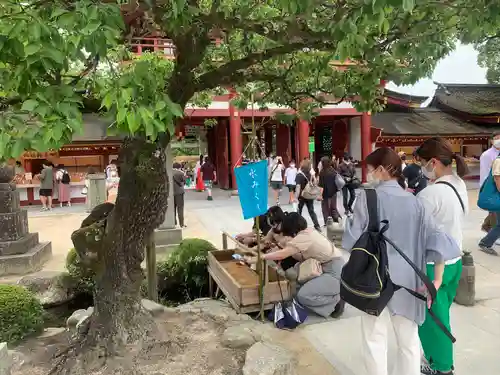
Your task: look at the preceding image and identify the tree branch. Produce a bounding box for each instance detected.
[194,41,333,91]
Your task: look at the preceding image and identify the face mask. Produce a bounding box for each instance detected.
[494,139,500,149]
[422,161,436,180]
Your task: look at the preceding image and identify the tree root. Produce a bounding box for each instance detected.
[47,312,157,375]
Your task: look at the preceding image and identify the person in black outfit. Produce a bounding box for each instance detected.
[295,159,321,230]
[172,162,187,227]
[338,154,358,215]
[402,156,428,195]
[235,206,285,246]
[318,156,341,224]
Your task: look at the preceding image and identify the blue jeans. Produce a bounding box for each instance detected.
[480,212,500,247]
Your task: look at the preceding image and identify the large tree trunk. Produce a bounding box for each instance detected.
[64,137,169,373]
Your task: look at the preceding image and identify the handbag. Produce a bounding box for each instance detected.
[297,258,323,283]
[478,164,500,211]
[299,171,321,199]
[335,173,346,190]
[268,272,308,329]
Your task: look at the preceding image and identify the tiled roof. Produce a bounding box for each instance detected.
[384,89,429,105]
[432,84,500,116]
[370,108,491,135]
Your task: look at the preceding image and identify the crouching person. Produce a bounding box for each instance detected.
[262,212,345,318]
[235,206,285,247]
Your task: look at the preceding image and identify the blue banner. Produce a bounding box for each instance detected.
[234,160,268,219]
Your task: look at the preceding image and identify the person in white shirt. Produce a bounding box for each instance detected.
[479,132,500,234]
[415,137,468,375]
[269,156,285,205]
[284,159,298,204]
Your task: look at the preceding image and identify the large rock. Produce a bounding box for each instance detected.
[66,307,94,335]
[141,299,175,316]
[243,342,296,375]
[176,298,253,323]
[17,271,75,307]
[0,342,11,375]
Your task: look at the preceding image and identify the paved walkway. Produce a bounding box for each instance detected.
[8,187,500,375]
[185,188,500,375]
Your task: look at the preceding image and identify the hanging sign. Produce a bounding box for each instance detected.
[308,136,315,153]
[234,160,268,219]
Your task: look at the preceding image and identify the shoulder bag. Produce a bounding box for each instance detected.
[335,172,346,190]
[477,162,500,211]
[299,171,321,200]
[435,181,465,212]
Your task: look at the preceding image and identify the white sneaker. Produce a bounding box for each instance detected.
[495,239,500,246]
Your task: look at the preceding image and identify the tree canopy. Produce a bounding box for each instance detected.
[0,0,491,161]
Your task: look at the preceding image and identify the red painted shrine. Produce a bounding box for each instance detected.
[13,29,500,204]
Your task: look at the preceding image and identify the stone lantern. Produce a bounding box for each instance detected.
[0,164,52,276]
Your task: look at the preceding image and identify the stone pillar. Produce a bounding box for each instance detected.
[361,112,372,182]
[297,119,310,161]
[0,166,51,276]
[0,342,11,375]
[155,144,182,253]
[85,173,106,212]
[348,117,361,161]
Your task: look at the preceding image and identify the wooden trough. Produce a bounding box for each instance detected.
[207,232,290,314]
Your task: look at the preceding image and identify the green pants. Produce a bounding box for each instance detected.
[418,260,462,372]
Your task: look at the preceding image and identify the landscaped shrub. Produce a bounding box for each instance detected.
[157,238,216,304]
[0,284,44,343]
[66,248,95,294]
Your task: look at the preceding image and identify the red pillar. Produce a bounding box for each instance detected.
[297,119,310,161]
[214,120,229,189]
[276,124,291,165]
[264,127,273,156]
[229,99,243,189]
[361,112,372,182]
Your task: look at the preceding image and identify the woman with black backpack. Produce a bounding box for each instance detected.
[341,147,461,375]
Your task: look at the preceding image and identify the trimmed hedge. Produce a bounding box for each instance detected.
[0,284,44,343]
[66,237,216,305]
[157,238,216,304]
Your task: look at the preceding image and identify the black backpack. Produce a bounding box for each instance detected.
[340,188,456,343]
[61,171,70,184]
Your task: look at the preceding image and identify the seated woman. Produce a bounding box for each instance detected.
[260,212,346,318]
[235,206,285,247]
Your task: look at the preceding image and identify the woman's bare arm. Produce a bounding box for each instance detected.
[262,246,296,261]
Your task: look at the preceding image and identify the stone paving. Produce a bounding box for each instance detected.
[3,186,500,375]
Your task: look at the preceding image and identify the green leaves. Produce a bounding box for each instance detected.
[403,0,415,12]
[21,100,38,112]
[0,0,125,161]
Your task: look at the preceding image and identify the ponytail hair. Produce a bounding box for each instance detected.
[416,137,470,178]
[453,153,469,178]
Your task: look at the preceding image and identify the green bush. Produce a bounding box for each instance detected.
[66,248,95,294]
[157,238,216,304]
[0,284,44,343]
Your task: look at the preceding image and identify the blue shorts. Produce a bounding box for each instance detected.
[204,180,213,189]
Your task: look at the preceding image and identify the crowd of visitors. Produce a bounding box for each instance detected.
[231,133,496,375]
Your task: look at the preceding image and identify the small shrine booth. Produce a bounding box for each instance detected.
[14,114,122,206]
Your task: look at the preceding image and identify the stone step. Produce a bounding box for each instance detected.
[0,241,52,277]
[0,232,39,256]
